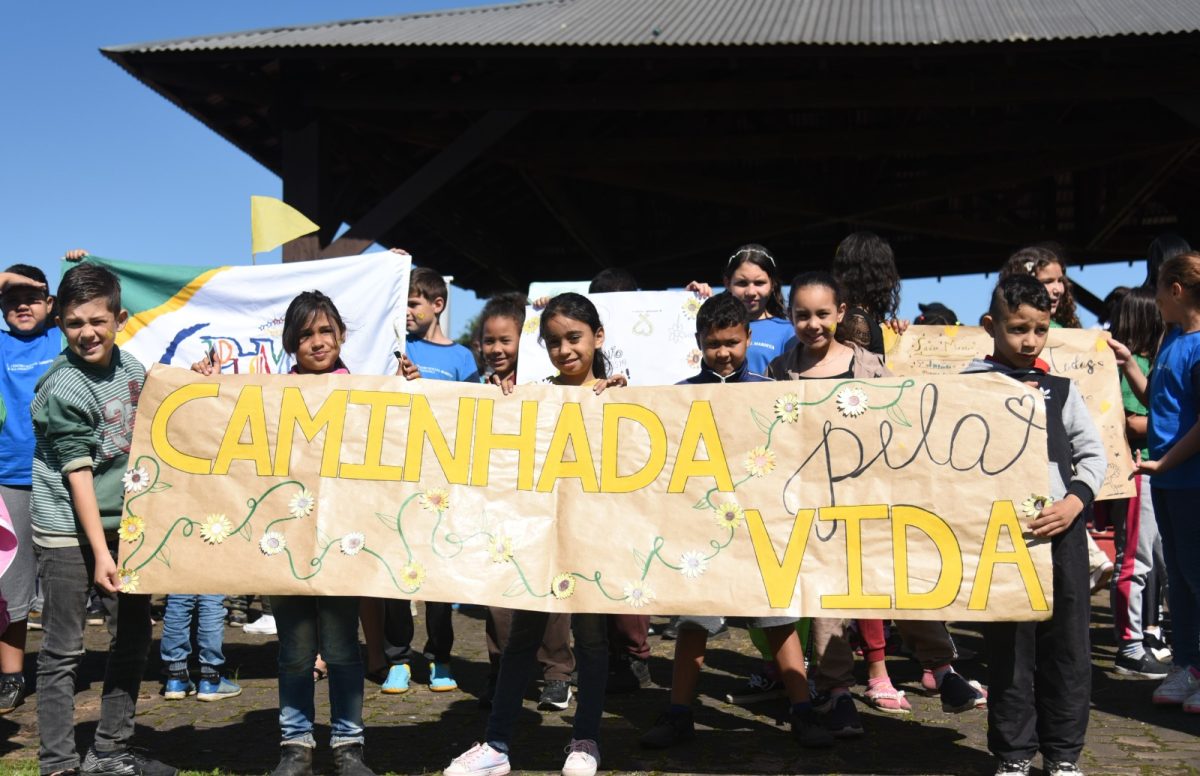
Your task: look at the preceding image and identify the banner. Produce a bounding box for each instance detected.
[516,290,706,385]
[70,252,410,376]
[118,367,1053,620]
[886,325,1134,499]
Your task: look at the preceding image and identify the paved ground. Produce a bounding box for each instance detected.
[0,594,1197,776]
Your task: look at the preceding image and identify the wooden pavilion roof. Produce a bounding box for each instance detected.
[102,0,1200,297]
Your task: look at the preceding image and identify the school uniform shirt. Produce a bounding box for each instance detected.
[678,361,771,385]
[30,346,146,547]
[746,317,796,375]
[1147,326,1200,490]
[0,327,60,486]
[407,338,480,383]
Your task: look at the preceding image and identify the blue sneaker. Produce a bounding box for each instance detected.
[382,664,411,694]
[197,676,242,701]
[430,661,458,692]
[163,676,196,700]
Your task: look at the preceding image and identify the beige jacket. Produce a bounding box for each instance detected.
[767,340,890,380]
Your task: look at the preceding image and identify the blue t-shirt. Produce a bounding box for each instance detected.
[745,317,796,375]
[0,327,61,485]
[407,338,480,383]
[1147,326,1200,490]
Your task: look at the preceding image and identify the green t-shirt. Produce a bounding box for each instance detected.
[1120,353,1150,459]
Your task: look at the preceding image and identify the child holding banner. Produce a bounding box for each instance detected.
[445,292,625,776]
[640,292,833,750]
[0,265,54,715]
[686,244,795,375]
[967,274,1106,776]
[260,291,376,776]
[379,267,478,696]
[1112,252,1200,715]
[476,293,577,713]
[30,263,178,776]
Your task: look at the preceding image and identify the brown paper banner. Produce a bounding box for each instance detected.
[117,366,1053,621]
[886,326,1134,500]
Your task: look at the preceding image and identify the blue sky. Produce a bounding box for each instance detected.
[3,1,1152,334]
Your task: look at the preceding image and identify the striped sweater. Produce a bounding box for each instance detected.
[31,346,145,547]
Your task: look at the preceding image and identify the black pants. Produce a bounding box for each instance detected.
[382,599,454,665]
[985,519,1091,764]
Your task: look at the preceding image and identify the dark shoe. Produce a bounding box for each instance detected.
[822,693,864,738]
[607,656,651,694]
[538,679,572,711]
[639,709,695,749]
[1115,651,1171,679]
[332,743,377,776]
[0,674,25,714]
[1045,761,1084,776]
[271,744,314,776]
[994,759,1032,775]
[47,770,80,776]
[791,707,835,748]
[86,598,107,626]
[81,747,178,775]
[939,671,984,713]
[227,609,248,627]
[659,617,679,641]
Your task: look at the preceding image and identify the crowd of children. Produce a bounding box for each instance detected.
[0,231,1195,776]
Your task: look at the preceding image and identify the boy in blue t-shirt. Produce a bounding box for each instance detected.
[377,267,478,696]
[0,264,57,714]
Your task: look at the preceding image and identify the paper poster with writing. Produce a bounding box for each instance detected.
[886,325,1134,499]
[119,367,1053,621]
[516,290,705,385]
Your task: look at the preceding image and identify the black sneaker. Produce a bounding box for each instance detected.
[538,679,572,711]
[994,759,1032,775]
[0,675,24,714]
[791,707,835,748]
[659,618,679,641]
[607,656,651,694]
[86,598,106,627]
[940,671,983,713]
[227,609,248,627]
[822,693,864,738]
[639,709,695,749]
[81,747,178,775]
[1114,651,1172,679]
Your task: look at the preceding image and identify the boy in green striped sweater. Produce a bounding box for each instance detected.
[31,263,176,776]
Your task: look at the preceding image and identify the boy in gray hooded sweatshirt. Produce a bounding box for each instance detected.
[964,274,1106,776]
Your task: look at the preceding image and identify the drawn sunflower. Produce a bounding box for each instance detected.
[681,296,703,319]
[199,514,233,545]
[743,446,777,478]
[118,515,144,543]
[420,488,450,514]
[551,573,576,600]
[522,314,540,335]
[117,568,140,593]
[1020,494,1053,518]
[288,489,316,518]
[401,562,427,589]
[488,535,514,564]
[679,551,708,579]
[836,387,869,418]
[774,393,801,423]
[259,531,286,556]
[122,466,150,493]
[714,501,745,530]
[340,532,366,556]
[623,581,656,608]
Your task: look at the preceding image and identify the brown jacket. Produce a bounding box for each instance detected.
[767,340,890,380]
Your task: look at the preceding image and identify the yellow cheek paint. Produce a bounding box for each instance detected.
[415,313,426,321]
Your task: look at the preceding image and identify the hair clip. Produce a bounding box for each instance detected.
[727,248,776,269]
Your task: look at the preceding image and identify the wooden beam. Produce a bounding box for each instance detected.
[1086,142,1200,249]
[280,111,323,262]
[320,110,526,258]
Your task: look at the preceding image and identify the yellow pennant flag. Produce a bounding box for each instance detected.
[250,195,319,254]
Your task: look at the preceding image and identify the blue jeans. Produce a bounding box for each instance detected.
[269,595,364,746]
[34,542,152,775]
[1152,486,1200,671]
[486,611,607,752]
[160,594,226,676]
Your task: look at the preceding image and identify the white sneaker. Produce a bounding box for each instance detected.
[244,614,277,635]
[1152,666,1198,704]
[561,738,599,776]
[444,742,510,776]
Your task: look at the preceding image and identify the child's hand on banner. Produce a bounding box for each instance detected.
[1028,493,1083,538]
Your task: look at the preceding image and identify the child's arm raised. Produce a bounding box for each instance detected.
[1108,337,1149,406]
[0,271,47,293]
